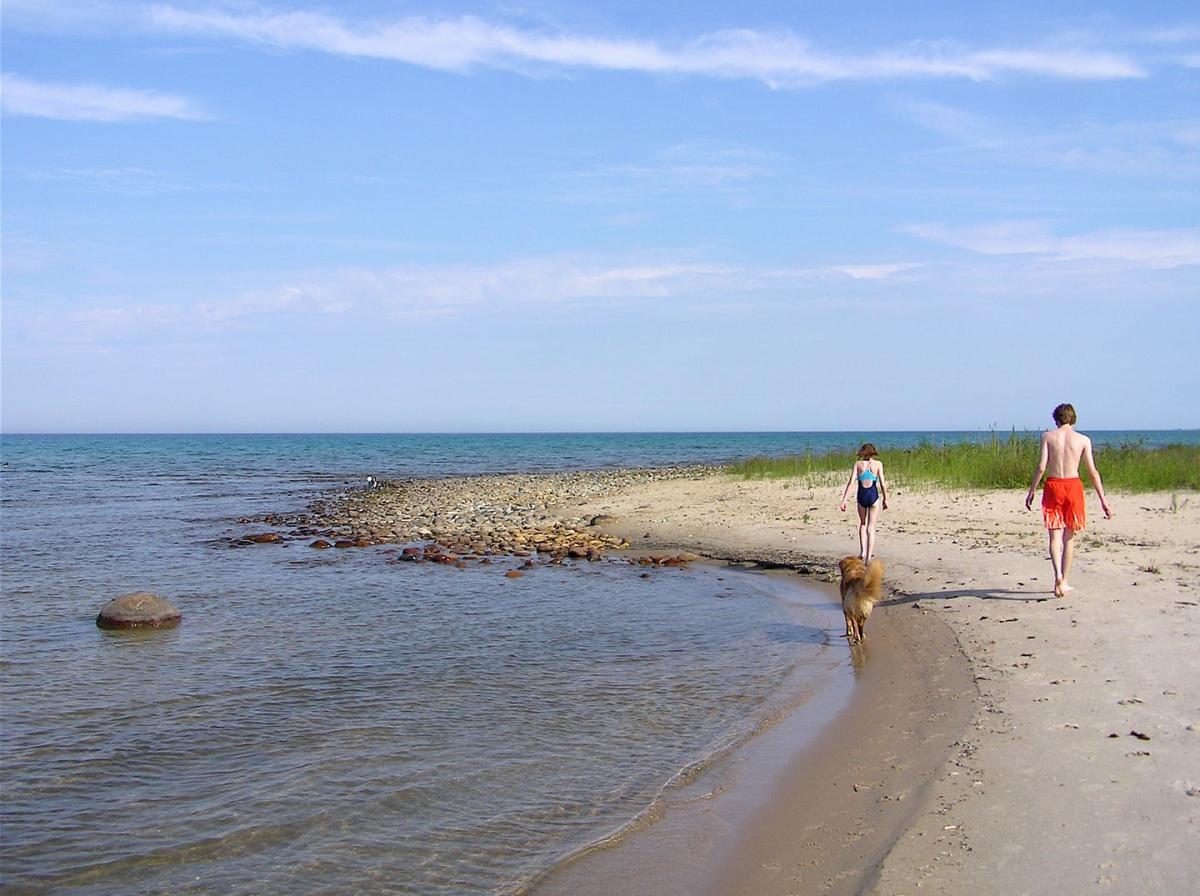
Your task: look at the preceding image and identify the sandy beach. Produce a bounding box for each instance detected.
[555,472,1200,894]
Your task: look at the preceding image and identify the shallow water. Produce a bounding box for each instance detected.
[0,434,848,894]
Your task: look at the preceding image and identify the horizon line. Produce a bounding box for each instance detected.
[3,427,1195,437]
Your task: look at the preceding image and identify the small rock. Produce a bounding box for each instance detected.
[309,539,332,549]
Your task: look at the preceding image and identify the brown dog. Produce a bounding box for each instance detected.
[839,556,885,644]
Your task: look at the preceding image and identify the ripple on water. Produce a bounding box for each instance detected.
[2,549,841,895]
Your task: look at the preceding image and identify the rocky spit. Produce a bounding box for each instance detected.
[232,466,719,566]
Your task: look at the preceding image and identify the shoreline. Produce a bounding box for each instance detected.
[280,464,1198,892]
[562,471,1199,893]
[529,572,974,896]
[281,466,974,892]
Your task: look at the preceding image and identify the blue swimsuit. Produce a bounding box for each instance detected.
[856,466,879,508]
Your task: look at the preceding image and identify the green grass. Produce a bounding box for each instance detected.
[726,434,1200,492]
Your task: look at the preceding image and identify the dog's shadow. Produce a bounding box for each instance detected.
[883,587,1054,607]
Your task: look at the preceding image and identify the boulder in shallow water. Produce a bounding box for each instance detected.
[97,592,182,629]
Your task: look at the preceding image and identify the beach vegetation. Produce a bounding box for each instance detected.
[727,433,1200,492]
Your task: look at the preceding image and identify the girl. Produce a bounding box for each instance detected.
[840,443,888,561]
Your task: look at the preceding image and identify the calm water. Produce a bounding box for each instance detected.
[1,431,1194,894]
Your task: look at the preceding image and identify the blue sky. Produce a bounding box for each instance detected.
[2,1,1197,432]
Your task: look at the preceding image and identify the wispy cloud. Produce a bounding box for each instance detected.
[10,251,921,347]
[0,73,208,121]
[555,142,782,203]
[903,221,1200,268]
[131,4,1146,86]
[892,97,1200,178]
[9,165,196,194]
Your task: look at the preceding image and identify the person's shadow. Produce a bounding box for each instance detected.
[883,586,1053,607]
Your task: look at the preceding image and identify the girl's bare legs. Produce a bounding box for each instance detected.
[865,501,881,561]
[856,503,869,560]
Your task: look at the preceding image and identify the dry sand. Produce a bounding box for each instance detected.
[561,473,1200,894]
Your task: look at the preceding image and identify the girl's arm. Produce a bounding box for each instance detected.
[840,465,857,511]
[878,462,888,509]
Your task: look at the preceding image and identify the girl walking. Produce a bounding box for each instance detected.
[840,443,889,561]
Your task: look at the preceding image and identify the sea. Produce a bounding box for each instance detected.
[2,431,1194,895]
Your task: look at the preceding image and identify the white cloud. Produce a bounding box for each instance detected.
[557,142,782,203]
[10,165,195,194]
[137,5,1145,85]
[903,221,1200,268]
[0,73,208,121]
[892,98,1200,178]
[831,263,925,280]
[17,251,921,347]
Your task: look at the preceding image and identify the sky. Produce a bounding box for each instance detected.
[2,0,1198,433]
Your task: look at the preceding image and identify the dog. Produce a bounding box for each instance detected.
[839,556,885,645]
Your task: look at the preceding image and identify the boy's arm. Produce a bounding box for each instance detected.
[1025,435,1048,509]
[1082,437,1113,518]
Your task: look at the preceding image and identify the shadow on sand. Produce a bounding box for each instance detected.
[883,587,1055,606]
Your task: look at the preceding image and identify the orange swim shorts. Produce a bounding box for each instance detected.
[1042,477,1086,531]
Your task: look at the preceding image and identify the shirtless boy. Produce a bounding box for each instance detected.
[1025,403,1113,597]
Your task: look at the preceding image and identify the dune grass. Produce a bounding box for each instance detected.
[726,433,1200,492]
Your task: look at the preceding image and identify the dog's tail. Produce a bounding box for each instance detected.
[863,559,885,602]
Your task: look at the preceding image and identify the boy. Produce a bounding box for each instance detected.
[1025,403,1113,597]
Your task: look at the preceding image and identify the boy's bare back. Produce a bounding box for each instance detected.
[1040,426,1092,479]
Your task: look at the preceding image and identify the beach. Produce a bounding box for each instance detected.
[554,472,1200,894]
[3,433,1197,894]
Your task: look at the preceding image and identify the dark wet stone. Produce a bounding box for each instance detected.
[334,540,356,548]
[310,539,332,549]
[246,532,283,544]
[97,592,182,629]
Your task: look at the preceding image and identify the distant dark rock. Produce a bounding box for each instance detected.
[309,539,332,549]
[590,514,617,526]
[246,532,283,544]
[97,592,182,629]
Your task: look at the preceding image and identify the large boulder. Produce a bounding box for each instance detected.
[96,592,182,629]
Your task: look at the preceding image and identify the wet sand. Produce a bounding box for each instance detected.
[558,473,1199,894]
[529,574,974,896]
